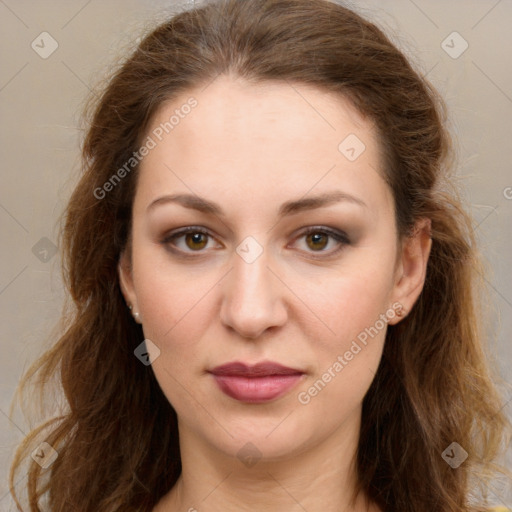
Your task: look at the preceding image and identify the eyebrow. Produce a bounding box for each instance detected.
[146,190,367,217]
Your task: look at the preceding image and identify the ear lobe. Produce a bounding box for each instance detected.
[388,218,432,325]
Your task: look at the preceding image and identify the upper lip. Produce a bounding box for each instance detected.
[208,361,304,377]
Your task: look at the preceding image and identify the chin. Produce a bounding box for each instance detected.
[198,414,314,462]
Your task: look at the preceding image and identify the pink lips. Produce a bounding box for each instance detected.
[208,361,305,403]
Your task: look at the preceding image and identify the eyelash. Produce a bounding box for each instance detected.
[160,225,351,259]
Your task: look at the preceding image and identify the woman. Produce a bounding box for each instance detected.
[9,0,511,511]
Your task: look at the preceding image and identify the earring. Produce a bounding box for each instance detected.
[127,303,141,323]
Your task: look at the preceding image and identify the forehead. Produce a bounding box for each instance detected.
[134,75,392,219]
[149,75,372,154]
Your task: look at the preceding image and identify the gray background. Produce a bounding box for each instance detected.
[1,0,511,509]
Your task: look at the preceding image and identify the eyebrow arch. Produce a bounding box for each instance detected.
[146,190,367,217]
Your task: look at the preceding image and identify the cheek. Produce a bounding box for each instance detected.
[300,255,395,351]
[133,266,215,407]
[134,270,212,348]
[130,234,215,340]
[295,271,391,417]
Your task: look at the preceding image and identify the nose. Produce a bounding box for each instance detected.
[219,243,288,340]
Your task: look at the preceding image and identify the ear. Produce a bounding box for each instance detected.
[118,249,138,313]
[387,218,432,325]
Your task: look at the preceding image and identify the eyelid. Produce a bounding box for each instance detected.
[289,225,351,259]
[160,225,351,257]
[294,225,350,245]
[160,226,220,253]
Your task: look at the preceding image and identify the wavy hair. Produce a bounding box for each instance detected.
[9,0,511,510]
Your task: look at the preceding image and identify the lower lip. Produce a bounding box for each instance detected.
[211,374,304,403]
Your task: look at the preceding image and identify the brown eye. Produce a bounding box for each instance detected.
[184,232,208,250]
[294,227,351,258]
[305,232,329,251]
[161,225,350,259]
[161,227,216,254]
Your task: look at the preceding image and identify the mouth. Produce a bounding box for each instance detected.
[207,361,305,403]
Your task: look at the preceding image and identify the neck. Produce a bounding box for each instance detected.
[155,407,379,512]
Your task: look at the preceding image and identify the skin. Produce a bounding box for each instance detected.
[119,74,432,512]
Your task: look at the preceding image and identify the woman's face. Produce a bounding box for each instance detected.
[119,75,430,462]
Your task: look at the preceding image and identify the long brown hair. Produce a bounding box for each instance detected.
[9,0,511,510]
